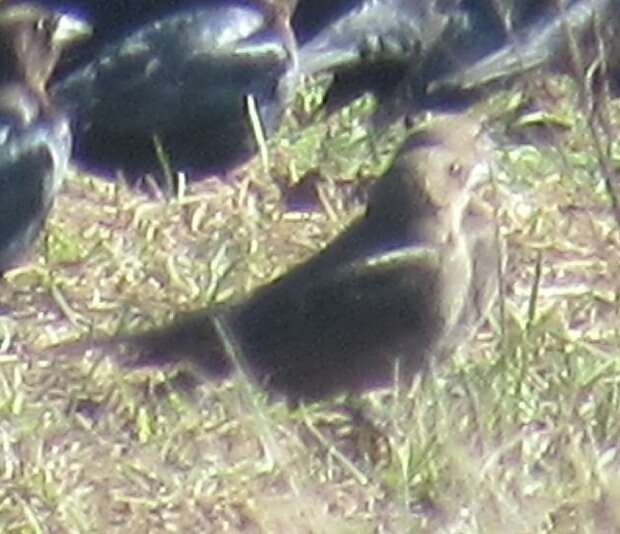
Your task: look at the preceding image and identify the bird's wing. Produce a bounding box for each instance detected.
[0,119,69,201]
[334,244,441,278]
[297,244,442,321]
[0,126,65,269]
[51,5,275,129]
[296,0,442,75]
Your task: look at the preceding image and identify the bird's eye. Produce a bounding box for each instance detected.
[35,17,53,38]
[449,162,463,177]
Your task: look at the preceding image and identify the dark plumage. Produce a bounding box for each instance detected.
[294,0,446,75]
[423,0,561,73]
[292,0,451,114]
[0,85,70,273]
[291,0,568,116]
[50,0,298,183]
[86,114,499,403]
[429,0,619,95]
[0,3,89,274]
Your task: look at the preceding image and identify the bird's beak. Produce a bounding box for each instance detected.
[52,12,92,48]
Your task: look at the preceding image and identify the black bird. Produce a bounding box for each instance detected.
[292,0,451,114]
[40,0,268,79]
[403,1,578,111]
[293,0,447,75]
[429,0,619,95]
[0,2,89,274]
[50,0,298,183]
[79,114,499,403]
[291,0,565,117]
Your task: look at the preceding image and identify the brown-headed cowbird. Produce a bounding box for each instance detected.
[79,114,500,404]
[0,2,90,273]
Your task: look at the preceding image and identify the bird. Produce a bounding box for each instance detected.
[398,0,578,111]
[72,113,500,404]
[41,0,260,79]
[428,0,619,96]
[49,0,299,184]
[293,0,447,76]
[291,0,451,115]
[290,0,568,118]
[0,2,90,274]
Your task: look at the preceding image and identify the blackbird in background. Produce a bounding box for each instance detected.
[42,0,243,78]
[82,114,500,404]
[291,0,451,114]
[291,0,566,117]
[429,0,619,95]
[293,0,447,76]
[0,2,89,274]
[50,0,298,183]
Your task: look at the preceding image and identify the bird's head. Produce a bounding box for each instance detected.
[370,114,493,242]
[0,2,91,95]
[397,116,491,206]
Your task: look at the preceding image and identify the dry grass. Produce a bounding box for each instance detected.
[0,70,619,532]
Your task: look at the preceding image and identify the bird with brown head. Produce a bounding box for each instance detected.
[68,113,501,404]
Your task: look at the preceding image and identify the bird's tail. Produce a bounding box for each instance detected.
[54,309,233,379]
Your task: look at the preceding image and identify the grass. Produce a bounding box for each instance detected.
[1,71,620,532]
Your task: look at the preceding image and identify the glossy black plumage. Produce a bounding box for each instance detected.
[94,115,499,403]
[290,0,602,118]
[292,0,451,113]
[423,0,561,73]
[0,85,70,273]
[430,0,619,95]
[0,3,88,274]
[50,0,298,182]
[294,0,446,75]
[289,0,567,116]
